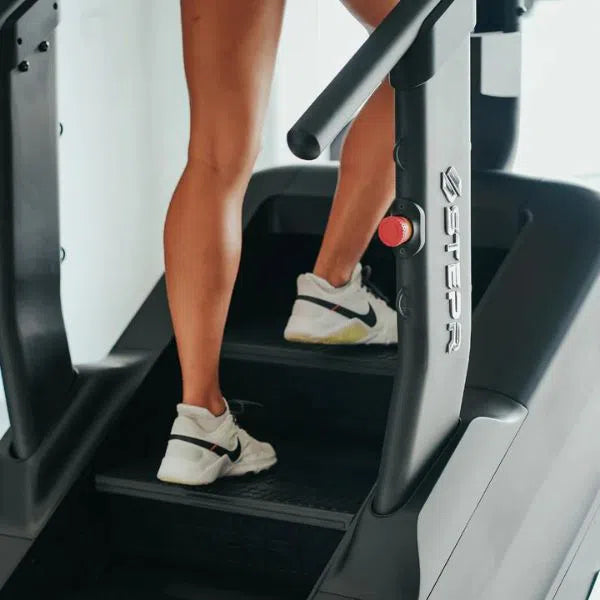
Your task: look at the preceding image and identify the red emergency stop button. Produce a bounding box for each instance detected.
[378,216,413,248]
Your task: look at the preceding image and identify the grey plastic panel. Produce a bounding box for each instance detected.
[430,277,600,599]
[549,493,600,600]
[478,32,521,97]
[468,173,600,404]
[417,390,527,599]
[0,535,30,588]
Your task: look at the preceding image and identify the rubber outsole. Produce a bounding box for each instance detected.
[157,453,278,487]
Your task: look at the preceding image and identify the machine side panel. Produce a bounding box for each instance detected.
[430,260,600,599]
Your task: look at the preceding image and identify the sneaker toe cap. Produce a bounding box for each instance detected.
[256,440,277,460]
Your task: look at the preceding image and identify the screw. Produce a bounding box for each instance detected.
[39,40,50,52]
[18,60,30,72]
[59,122,64,136]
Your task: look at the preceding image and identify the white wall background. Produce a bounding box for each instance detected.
[58,0,166,364]
[0,0,598,435]
[513,0,600,183]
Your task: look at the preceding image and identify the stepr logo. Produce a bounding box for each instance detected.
[441,167,462,353]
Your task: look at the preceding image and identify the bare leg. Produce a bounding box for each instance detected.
[314,0,400,287]
[165,0,285,414]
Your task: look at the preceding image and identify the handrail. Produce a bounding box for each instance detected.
[287,0,442,159]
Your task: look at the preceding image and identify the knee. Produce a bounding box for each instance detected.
[187,125,261,187]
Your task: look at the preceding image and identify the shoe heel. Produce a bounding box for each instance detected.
[283,315,318,342]
[157,455,229,486]
[284,315,370,345]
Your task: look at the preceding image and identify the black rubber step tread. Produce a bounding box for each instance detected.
[223,319,397,376]
[66,564,296,600]
[96,437,378,531]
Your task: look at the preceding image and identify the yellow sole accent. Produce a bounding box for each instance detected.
[285,322,370,345]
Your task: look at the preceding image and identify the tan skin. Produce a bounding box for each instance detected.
[165,0,399,415]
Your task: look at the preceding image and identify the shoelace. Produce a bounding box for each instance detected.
[361,265,391,306]
[227,412,249,445]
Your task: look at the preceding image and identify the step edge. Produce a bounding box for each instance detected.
[222,341,395,376]
[95,475,353,532]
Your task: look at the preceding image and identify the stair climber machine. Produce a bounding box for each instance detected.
[1,0,600,598]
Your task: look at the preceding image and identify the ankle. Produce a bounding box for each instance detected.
[182,391,226,417]
[312,265,353,288]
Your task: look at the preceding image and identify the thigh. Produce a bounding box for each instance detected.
[341,0,399,30]
[180,0,286,165]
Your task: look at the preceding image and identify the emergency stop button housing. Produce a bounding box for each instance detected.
[378,200,425,257]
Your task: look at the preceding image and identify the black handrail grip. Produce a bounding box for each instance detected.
[287,0,441,159]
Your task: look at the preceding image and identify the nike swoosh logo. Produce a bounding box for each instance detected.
[169,435,242,463]
[297,295,377,328]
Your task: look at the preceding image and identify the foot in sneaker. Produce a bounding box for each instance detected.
[284,264,397,345]
[157,401,277,486]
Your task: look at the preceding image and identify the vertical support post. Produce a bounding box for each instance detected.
[0,2,74,458]
[374,6,473,514]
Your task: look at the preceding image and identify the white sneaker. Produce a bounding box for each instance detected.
[157,401,277,486]
[284,264,398,345]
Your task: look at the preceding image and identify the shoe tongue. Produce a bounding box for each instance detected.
[349,263,363,284]
[177,402,229,433]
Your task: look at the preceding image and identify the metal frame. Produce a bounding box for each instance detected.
[289,0,475,516]
[0,0,73,459]
[0,0,158,569]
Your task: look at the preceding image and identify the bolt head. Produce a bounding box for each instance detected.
[18,60,30,72]
[39,41,50,52]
